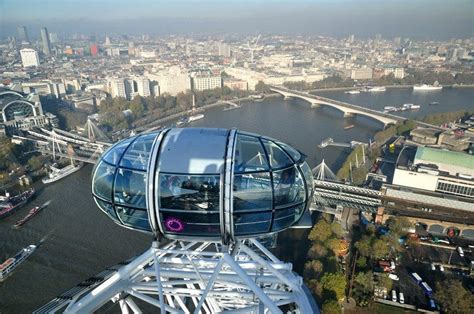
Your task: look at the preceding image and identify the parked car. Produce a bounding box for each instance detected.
[392,290,397,302]
[388,273,399,281]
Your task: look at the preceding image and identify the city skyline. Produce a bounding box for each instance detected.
[1,0,473,40]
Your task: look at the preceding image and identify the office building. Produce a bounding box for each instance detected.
[348,67,373,80]
[393,146,474,198]
[218,43,231,57]
[108,79,127,98]
[40,27,52,55]
[192,74,222,91]
[90,44,98,56]
[135,78,151,97]
[16,26,29,43]
[20,48,40,67]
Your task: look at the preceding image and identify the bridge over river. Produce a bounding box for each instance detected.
[270,86,442,129]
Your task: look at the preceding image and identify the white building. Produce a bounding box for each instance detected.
[135,78,151,97]
[392,146,474,198]
[382,65,405,79]
[348,67,373,80]
[218,43,231,58]
[20,48,40,67]
[192,75,222,91]
[109,79,127,98]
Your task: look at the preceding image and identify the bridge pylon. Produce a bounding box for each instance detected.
[312,159,338,182]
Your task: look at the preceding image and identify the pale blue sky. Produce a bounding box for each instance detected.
[1,0,472,39]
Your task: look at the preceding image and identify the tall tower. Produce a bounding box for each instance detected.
[40,27,52,55]
[16,26,29,43]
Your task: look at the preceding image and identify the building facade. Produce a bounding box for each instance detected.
[20,48,40,67]
[40,27,52,56]
[0,89,57,135]
[192,75,222,91]
[393,146,474,198]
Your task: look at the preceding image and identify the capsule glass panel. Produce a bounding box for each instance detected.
[262,139,293,169]
[114,169,147,209]
[273,166,305,207]
[233,172,272,212]
[93,161,115,201]
[234,134,269,173]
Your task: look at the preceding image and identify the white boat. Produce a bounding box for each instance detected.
[367,86,386,92]
[345,90,360,94]
[42,163,83,184]
[188,114,204,122]
[0,245,36,282]
[383,106,398,113]
[402,103,421,110]
[413,84,442,91]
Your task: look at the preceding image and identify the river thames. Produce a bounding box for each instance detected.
[0,87,473,312]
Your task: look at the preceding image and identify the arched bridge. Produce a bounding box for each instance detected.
[270,87,401,126]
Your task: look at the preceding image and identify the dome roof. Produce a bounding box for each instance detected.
[92,128,314,243]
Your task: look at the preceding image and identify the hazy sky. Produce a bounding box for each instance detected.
[1,0,473,39]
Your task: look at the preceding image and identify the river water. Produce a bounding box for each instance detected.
[1,88,472,312]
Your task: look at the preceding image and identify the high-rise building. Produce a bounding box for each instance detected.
[218,43,231,57]
[49,32,59,43]
[108,79,127,98]
[375,34,382,41]
[135,78,151,97]
[90,44,98,56]
[20,48,40,67]
[192,74,222,91]
[348,34,355,43]
[16,26,29,43]
[40,27,52,55]
[105,36,111,45]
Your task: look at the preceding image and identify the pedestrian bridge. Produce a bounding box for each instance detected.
[270,87,401,126]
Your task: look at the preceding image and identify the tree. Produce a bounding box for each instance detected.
[308,243,329,259]
[371,239,389,259]
[387,217,412,236]
[308,219,332,243]
[354,272,374,293]
[255,81,270,93]
[304,260,324,279]
[376,273,393,291]
[355,236,373,257]
[321,300,341,314]
[27,156,43,171]
[326,238,343,255]
[320,272,347,301]
[435,279,473,313]
[356,256,367,268]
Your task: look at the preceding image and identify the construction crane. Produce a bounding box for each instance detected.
[248,34,261,63]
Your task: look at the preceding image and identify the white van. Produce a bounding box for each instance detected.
[399,292,405,304]
[392,290,397,302]
[458,246,464,257]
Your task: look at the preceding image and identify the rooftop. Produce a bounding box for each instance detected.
[415,147,474,171]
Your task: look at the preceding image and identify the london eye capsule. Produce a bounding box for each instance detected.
[92,128,314,243]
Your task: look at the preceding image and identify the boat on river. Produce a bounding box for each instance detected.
[0,245,37,282]
[0,189,35,219]
[318,138,334,148]
[413,84,442,91]
[13,201,50,228]
[188,114,205,122]
[42,163,83,184]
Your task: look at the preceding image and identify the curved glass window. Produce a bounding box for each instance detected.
[160,211,220,236]
[120,132,157,170]
[93,161,115,201]
[273,166,305,207]
[262,139,293,169]
[276,141,301,162]
[103,137,135,165]
[300,162,314,200]
[116,206,150,231]
[272,204,305,232]
[95,198,118,221]
[234,211,272,235]
[159,174,220,211]
[234,134,268,173]
[114,169,147,209]
[234,172,272,212]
